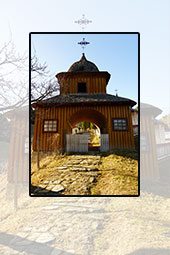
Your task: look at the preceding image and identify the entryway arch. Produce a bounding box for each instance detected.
[66,109,109,152]
[68,108,107,134]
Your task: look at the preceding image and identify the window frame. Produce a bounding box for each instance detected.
[112,118,128,131]
[77,82,87,93]
[43,119,58,133]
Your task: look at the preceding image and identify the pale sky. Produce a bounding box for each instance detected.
[0,0,169,117]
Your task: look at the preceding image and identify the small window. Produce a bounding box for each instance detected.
[113,118,128,131]
[44,120,57,132]
[77,82,87,93]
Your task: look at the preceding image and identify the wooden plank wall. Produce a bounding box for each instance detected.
[141,115,159,179]
[8,116,29,183]
[33,105,134,151]
[60,77,106,94]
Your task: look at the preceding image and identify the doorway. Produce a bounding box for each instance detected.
[72,121,101,151]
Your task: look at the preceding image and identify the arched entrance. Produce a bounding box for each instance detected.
[66,109,109,152]
[68,109,107,134]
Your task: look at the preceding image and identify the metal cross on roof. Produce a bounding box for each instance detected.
[115,89,118,96]
[78,38,90,52]
[75,14,92,31]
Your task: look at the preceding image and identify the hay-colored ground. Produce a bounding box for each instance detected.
[31,150,138,196]
[31,152,68,187]
[91,150,138,196]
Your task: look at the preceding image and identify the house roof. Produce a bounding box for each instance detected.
[5,105,29,119]
[68,53,99,72]
[32,93,136,108]
[141,103,162,117]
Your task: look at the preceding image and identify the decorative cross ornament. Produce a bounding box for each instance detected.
[75,14,92,53]
[78,38,90,52]
[75,14,92,31]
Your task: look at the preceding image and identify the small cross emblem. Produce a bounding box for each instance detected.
[115,89,118,96]
[78,38,90,52]
[75,14,92,31]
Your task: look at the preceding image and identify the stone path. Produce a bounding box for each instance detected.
[0,195,111,255]
[1,171,170,255]
[32,155,102,196]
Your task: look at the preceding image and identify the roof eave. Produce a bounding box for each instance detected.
[32,100,136,108]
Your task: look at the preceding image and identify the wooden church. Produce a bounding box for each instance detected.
[32,52,136,152]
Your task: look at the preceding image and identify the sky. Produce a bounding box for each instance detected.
[0,0,169,117]
[31,33,138,104]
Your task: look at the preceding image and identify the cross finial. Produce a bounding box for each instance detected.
[75,14,92,32]
[115,89,118,96]
[78,38,90,53]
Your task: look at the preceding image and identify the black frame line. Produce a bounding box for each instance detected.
[29,32,140,198]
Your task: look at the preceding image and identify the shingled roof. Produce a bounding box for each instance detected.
[33,93,136,107]
[141,103,162,117]
[68,53,99,72]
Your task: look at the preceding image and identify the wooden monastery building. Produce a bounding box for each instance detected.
[32,53,136,152]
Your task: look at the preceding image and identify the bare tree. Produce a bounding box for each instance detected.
[0,40,59,112]
[0,40,28,112]
[31,52,60,103]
